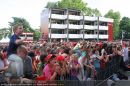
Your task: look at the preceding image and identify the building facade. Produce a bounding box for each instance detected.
[41,8,113,42]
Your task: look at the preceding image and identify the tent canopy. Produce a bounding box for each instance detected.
[0,36,10,43]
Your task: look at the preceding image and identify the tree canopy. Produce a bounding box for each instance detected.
[0,28,9,39]
[8,17,41,41]
[45,0,101,16]
[104,9,121,40]
[33,29,41,41]
[9,17,34,32]
[119,17,130,39]
[46,2,59,8]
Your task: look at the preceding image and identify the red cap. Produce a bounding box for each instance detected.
[72,42,77,47]
[56,55,65,61]
[45,54,52,61]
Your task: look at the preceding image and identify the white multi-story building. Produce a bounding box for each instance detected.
[40,8,113,42]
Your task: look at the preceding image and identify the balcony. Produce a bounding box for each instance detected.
[50,14,67,20]
[84,34,97,39]
[49,34,67,38]
[84,25,108,30]
[69,24,82,29]
[99,35,108,39]
[68,15,83,20]
[48,34,108,39]
[69,34,83,38]
[84,16,97,21]
[84,34,108,39]
[99,26,108,30]
[99,17,113,22]
[49,24,67,29]
[84,25,97,30]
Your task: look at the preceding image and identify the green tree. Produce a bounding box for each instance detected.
[45,0,101,16]
[33,29,41,41]
[85,7,93,16]
[8,17,42,41]
[58,0,87,13]
[119,17,130,39]
[92,8,102,16]
[0,28,10,39]
[104,10,121,40]
[0,28,4,39]
[9,17,34,33]
[85,8,102,16]
[45,2,58,8]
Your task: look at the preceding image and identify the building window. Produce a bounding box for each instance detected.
[51,29,65,34]
[51,10,64,15]
[99,30,108,35]
[51,19,65,24]
[68,11,80,15]
[69,20,80,25]
[94,21,107,26]
[84,30,94,34]
[69,30,80,34]
[84,21,95,25]
[99,22,108,26]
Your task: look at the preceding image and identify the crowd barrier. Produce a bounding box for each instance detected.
[96,55,122,86]
[0,55,122,86]
[35,55,122,86]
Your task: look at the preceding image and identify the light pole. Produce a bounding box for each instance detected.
[122,30,123,41]
[122,30,125,41]
[66,9,69,42]
[97,16,99,42]
[83,15,85,41]
[121,30,124,45]
[49,9,52,43]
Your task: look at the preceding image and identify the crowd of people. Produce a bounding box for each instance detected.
[0,24,130,85]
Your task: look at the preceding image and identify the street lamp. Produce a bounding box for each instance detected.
[122,30,125,41]
[97,16,99,42]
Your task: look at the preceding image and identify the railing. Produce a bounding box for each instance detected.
[96,55,122,86]
[35,55,122,86]
[2,55,122,86]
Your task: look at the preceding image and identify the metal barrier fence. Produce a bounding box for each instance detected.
[1,55,123,86]
[96,55,122,86]
[63,55,122,86]
[35,55,122,86]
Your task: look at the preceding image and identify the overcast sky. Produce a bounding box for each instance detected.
[0,0,130,28]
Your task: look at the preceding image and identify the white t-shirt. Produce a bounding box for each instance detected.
[123,47,129,62]
[5,54,23,77]
[0,59,4,69]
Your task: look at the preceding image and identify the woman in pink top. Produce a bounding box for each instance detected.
[43,54,59,80]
